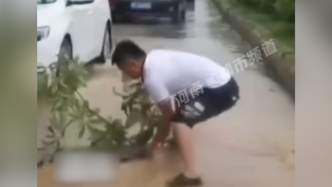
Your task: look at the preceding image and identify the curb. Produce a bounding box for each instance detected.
[210,0,295,99]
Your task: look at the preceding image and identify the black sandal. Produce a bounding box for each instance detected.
[166,173,203,187]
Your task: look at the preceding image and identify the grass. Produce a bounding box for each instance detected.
[219,0,295,54]
[212,0,295,97]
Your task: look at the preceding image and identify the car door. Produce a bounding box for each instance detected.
[66,0,96,62]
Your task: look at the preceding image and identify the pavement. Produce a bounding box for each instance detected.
[38,1,294,187]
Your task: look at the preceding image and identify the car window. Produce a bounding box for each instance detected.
[37,0,57,4]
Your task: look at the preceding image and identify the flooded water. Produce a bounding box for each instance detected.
[38,1,294,187]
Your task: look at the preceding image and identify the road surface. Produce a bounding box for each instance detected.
[38,1,295,187]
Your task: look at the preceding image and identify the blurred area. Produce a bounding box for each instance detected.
[0,0,36,167]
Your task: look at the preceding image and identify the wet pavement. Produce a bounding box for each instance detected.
[38,1,294,187]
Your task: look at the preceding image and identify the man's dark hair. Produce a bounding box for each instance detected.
[111,40,146,66]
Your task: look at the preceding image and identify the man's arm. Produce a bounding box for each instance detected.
[143,75,174,149]
[152,98,175,144]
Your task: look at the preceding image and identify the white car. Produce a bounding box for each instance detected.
[37,0,112,68]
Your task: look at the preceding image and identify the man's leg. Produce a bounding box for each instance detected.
[166,122,203,187]
[167,79,239,186]
[173,123,200,178]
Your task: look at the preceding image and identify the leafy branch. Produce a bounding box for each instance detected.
[37,58,161,165]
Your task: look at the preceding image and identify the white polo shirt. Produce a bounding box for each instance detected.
[143,50,231,104]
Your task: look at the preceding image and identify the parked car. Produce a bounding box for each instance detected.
[110,0,186,23]
[37,0,112,69]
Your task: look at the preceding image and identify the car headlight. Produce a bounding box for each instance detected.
[37,26,50,41]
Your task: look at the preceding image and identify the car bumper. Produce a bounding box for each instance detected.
[37,36,61,68]
[112,0,181,17]
[114,12,172,18]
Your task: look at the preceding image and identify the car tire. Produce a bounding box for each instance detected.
[171,2,185,24]
[56,37,73,76]
[94,23,112,64]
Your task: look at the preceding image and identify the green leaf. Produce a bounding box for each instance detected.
[52,100,63,111]
[112,127,126,144]
[89,118,103,125]
[83,101,90,108]
[50,82,59,95]
[72,99,82,110]
[125,109,142,127]
[87,125,106,144]
[113,119,123,128]
[56,111,68,127]
[61,118,76,136]
[59,79,68,89]
[135,127,154,146]
[59,92,70,99]
[87,124,105,134]
[79,125,86,138]
[69,112,79,119]
[90,135,106,147]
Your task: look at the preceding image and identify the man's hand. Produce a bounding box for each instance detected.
[145,139,171,158]
[144,97,174,158]
[145,141,159,158]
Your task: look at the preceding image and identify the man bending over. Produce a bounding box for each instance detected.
[111,40,240,187]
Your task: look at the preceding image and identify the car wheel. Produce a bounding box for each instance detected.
[56,37,73,76]
[94,24,112,64]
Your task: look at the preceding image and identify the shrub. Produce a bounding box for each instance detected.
[273,0,295,23]
[234,0,295,23]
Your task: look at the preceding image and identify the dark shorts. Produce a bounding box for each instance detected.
[172,77,240,127]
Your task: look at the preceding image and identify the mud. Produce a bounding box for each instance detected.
[38,1,294,187]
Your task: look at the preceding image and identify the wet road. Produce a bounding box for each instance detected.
[38,1,294,187]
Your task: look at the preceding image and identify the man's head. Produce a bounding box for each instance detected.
[111,40,146,79]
